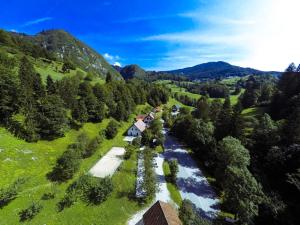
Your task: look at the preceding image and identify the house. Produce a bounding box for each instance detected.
[143,112,155,124]
[136,201,182,225]
[127,120,146,137]
[172,105,181,112]
[136,114,147,121]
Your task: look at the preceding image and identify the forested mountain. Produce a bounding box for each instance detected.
[119,64,147,79]
[2,29,121,79]
[164,61,281,80]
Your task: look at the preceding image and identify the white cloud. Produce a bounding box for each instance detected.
[143,0,300,71]
[104,53,114,60]
[104,53,122,65]
[22,17,53,27]
[179,12,256,26]
[113,62,122,67]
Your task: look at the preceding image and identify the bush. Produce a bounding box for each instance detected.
[65,175,113,206]
[57,193,76,212]
[41,192,55,200]
[48,133,90,182]
[124,145,135,160]
[132,137,141,147]
[168,159,179,184]
[83,135,103,158]
[105,119,119,139]
[48,148,81,182]
[62,60,75,73]
[19,202,43,221]
[88,177,113,204]
[0,178,25,208]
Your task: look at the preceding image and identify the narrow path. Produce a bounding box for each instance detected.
[163,128,220,219]
[154,153,173,203]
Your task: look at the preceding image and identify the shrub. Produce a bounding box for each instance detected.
[57,193,76,212]
[19,202,43,221]
[83,135,102,158]
[105,119,119,139]
[74,132,90,157]
[41,192,55,200]
[0,178,25,208]
[48,149,81,182]
[132,137,141,147]
[48,133,90,182]
[124,145,135,160]
[168,159,179,184]
[88,177,113,204]
[65,175,113,206]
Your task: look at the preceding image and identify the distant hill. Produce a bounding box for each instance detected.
[164,61,281,80]
[9,29,121,79]
[119,64,147,79]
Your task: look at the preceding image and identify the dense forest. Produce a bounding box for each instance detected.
[163,64,300,225]
[0,51,169,142]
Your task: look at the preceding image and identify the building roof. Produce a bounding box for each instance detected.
[144,112,155,121]
[134,120,146,132]
[143,201,182,225]
[149,112,155,119]
[136,114,147,121]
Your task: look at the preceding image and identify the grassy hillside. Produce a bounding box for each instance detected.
[0,45,106,85]
[1,29,122,80]
[0,104,150,225]
[158,80,243,105]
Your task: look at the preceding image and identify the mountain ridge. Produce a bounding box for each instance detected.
[162,61,281,79]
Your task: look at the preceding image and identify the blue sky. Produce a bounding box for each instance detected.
[1,0,299,71]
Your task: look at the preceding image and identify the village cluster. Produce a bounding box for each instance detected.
[127,105,180,137]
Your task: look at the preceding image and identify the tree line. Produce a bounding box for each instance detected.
[0,51,169,142]
[166,65,300,225]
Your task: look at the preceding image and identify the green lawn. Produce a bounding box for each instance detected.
[0,105,149,225]
[162,161,182,206]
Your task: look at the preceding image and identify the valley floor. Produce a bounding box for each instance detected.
[127,126,220,224]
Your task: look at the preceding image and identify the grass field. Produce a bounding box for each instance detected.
[0,104,150,225]
[158,80,243,106]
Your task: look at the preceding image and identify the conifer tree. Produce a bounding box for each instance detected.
[106,72,113,83]
[72,99,88,124]
[36,95,68,139]
[46,75,56,95]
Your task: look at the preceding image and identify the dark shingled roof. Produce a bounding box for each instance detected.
[143,201,182,225]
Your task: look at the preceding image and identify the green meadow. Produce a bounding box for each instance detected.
[0,105,150,225]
